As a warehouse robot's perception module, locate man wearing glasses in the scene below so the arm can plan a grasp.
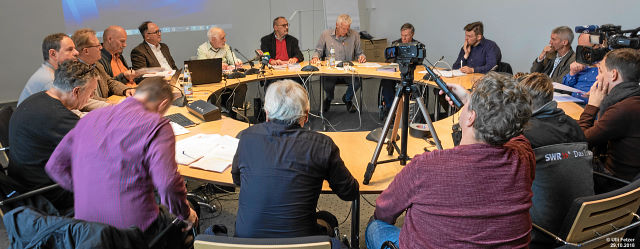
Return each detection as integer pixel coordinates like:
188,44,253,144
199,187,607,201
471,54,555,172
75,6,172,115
131,21,177,71
260,17,304,66
72,29,135,111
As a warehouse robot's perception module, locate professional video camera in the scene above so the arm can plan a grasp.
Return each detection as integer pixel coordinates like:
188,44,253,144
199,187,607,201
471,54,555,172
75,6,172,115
384,42,425,65
575,24,640,64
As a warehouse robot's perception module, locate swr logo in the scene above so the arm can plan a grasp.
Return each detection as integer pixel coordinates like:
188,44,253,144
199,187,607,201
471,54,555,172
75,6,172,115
545,152,570,161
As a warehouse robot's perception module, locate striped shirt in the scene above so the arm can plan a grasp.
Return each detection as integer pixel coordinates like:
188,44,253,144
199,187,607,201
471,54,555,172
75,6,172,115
45,97,190,230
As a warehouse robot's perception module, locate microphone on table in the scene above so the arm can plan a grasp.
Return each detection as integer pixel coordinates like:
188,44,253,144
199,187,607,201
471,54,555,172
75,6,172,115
227,45,246,79
233,48,260,75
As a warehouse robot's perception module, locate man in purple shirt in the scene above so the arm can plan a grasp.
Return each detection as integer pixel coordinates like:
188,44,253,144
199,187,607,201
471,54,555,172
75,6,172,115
452,21,502,74
45,77,197,247
366,72,535,249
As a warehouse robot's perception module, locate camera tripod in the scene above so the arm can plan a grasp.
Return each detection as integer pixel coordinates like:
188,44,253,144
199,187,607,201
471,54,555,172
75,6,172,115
363,62,443,185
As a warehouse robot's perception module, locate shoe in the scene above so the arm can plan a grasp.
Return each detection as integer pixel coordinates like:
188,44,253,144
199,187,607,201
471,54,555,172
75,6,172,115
323,98,331,113
345,100,356,113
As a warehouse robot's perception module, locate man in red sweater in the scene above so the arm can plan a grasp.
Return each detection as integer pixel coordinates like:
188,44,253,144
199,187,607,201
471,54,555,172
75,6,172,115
578,48,640,182
366,72,535,249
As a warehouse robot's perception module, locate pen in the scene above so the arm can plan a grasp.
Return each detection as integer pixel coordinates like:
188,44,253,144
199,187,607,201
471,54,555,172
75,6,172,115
182,151,204,161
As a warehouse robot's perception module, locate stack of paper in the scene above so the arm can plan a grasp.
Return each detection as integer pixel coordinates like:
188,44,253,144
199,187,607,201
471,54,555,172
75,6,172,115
357,62,382,68
175,134,239,173
553,92,585,103
419,69,466,78
169,122,190,136
552,82,586,93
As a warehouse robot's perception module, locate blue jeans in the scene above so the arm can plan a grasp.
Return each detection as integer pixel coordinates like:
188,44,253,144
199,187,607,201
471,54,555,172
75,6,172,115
322,76,361,102
365,219,400,249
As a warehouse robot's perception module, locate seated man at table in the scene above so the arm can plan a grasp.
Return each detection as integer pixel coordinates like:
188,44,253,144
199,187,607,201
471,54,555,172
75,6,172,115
530,26,575,83
232,79,359,240
259,16,305,89
579,48,640,182
519,73,591,248
18,33,79,105
9,60,98,212
562,33,602,101
452,21,502,74
379,23,422,116
98,25,139,85
366,72,535,249
45,77,198,248
311,14,366,113
72,28,135,110
131,21,178,71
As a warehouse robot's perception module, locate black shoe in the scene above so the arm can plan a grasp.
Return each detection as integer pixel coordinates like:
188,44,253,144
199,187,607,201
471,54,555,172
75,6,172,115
323,98,331,113
345,100,356,113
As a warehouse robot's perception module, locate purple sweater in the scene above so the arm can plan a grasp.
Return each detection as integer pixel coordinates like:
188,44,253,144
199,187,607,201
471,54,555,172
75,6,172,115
46,97,190,230
375,135,535,249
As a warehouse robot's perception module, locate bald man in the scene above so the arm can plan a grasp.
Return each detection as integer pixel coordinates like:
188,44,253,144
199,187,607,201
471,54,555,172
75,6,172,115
98,25,139,85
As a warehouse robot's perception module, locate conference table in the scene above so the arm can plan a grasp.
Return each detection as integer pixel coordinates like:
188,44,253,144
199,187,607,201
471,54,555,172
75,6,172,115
133,62,584,248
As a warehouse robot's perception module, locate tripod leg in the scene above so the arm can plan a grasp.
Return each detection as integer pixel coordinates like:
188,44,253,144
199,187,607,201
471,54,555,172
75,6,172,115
414,95,444,150
363,87,404,185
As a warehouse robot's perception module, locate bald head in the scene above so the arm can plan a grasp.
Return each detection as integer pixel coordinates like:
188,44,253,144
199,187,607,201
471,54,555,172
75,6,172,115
207,27,226,49
103,25,127,54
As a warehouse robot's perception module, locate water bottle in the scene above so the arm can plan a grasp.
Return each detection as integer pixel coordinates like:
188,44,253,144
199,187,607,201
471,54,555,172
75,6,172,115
329,48,336,67
183,64,193,98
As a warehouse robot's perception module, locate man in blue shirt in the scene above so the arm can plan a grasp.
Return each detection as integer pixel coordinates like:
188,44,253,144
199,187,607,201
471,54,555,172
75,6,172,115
562,33,600,101
452,21,502,74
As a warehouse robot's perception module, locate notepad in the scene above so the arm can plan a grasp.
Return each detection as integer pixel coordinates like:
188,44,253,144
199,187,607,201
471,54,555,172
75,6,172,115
175,134,239,173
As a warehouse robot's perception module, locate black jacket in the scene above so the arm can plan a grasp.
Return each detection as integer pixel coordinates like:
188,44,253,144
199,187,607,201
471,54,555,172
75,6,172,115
260,32,304,63
3,206,147,249
130,42,177,70
523,101,586,149
98,47,130,83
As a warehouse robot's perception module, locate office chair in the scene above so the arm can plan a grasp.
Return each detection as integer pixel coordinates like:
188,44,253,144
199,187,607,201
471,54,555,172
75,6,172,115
0,106,13,169
194,235,332,249
493,61,513,75
532,176,640,249
529,142,595,248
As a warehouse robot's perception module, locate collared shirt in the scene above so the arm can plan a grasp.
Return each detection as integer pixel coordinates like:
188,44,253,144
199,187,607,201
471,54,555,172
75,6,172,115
549,50,569,76
196,42,242,65
17,62,55,105
313,28,364,61
232,120,359,238
45,97,191,231
146,41,173,70
374,135,535,249
452,38,502,73
273,38,290,62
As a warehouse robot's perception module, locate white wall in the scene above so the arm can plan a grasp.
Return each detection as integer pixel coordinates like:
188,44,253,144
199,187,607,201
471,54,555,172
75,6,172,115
1,0,639,103
365,0,639,73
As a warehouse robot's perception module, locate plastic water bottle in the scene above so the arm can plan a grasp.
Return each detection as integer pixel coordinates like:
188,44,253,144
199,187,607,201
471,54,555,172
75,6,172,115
183,64,193,98
329,48,336,67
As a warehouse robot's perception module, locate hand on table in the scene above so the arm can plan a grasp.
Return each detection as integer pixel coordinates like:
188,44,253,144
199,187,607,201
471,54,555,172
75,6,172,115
311,57,319,65
288,58,298,64
125,88,136,97
459,66,474,74
358,55,366,63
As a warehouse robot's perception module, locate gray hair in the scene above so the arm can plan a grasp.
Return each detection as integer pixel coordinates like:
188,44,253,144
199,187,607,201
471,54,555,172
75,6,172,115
552,26,574,45
53,60,98,92
336,14,352,25
468,72,532,146
207,27,223,40
264,79,310,125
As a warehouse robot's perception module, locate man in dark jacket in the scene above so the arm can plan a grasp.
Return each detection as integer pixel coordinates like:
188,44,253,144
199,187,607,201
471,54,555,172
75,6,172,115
131,21,177,71
530,26,576,83
260,16,304,66
579,48,640,181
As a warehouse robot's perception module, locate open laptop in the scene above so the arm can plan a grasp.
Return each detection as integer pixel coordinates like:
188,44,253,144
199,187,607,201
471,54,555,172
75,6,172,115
184,58,222,85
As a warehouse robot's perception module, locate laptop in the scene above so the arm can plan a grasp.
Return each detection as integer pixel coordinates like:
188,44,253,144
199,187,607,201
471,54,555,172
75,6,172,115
184,58,222,85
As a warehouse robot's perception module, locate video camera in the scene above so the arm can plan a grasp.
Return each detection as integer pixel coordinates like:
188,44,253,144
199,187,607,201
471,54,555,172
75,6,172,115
384,42,426,65
575,24,640,64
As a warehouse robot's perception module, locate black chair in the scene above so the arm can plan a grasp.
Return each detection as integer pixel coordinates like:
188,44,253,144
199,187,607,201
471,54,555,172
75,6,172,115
493,61,513,75
194,235,332,249
530,142,595,248
0,106,13,169
532,177,640,248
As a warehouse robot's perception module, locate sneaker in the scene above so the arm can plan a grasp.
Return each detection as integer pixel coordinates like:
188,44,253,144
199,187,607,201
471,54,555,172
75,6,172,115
323,98,331,113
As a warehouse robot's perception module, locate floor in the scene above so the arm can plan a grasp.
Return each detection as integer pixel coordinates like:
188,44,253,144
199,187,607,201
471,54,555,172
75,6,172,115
0,77,439,248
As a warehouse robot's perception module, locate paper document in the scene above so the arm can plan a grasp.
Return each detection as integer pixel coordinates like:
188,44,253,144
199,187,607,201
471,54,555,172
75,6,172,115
419,69,466,78
169,122,190,136
357,62,382,68
553,92,585,103
143,69,175,78
552,82,586,93
175,134,239,173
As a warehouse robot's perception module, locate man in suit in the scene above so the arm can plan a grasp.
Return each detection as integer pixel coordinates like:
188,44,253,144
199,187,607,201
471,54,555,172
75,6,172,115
98,25,140,85
131,21,177,71
260,16,304,66
530,26,575,83
72,28,134,110
259,16,305,89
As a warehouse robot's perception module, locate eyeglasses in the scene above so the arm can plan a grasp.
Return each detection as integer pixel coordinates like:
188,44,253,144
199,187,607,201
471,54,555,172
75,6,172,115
85,44,102,49
147,30,161,35
278,24,289,27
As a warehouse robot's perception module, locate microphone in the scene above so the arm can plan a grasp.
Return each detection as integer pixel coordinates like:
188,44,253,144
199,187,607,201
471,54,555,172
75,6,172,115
261,52,271,70
301,49,319,71
575,25,599,33
423,58,463,108
227,45,246,79
233,48,259,75
169,83,187,107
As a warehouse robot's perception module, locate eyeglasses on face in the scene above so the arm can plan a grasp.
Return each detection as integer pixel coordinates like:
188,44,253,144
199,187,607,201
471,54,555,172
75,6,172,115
147,30,161,35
